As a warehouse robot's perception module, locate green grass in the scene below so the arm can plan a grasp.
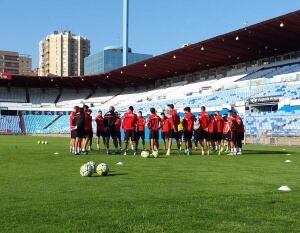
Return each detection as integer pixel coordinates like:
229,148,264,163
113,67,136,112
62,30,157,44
1,135,300,233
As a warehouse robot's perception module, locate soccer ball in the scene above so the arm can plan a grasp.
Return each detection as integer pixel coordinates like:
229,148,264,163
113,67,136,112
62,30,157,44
152,150,159,158
41,141,45,144
141,150,150,158
80,164,93,177
96,163,109,176
37,141,41,144
86,161,97,173
44,141,48,144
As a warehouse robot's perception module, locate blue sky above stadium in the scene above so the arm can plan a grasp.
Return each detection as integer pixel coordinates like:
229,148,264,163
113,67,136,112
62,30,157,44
1,0,300,67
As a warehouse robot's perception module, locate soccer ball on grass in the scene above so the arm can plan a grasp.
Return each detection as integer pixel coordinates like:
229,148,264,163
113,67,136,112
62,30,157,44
86,161,97,173
80,164,93,177
141,150,150,158
96,163,109,176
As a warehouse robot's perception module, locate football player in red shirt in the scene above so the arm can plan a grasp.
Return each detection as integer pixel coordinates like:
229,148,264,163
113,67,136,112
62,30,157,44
147,107,161,155
166,104,181,156
233,112,245,155
136,111,146,151
182,107,194,155
198,106,212,155
222,115,231,153
115,112,122,153
69,106,79,153
95,110,105,150
227,110,239,155
160,112,171,150
122,106,137,155
214,111,224,155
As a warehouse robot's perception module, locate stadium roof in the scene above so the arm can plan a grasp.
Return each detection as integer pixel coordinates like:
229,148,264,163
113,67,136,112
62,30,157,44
2,9,300,89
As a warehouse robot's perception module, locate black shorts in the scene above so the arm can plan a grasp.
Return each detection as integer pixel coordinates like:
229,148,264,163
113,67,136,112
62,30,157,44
149,130,159,140
124,130,136,141
115,130,121,140
161,131,170,140
214,132,223,141
178,130,183,139
170,129,178,139
223,132,230,141
193,130,201,141
71,130,77,139
230,131,238,143
238,132,244,141
136,131,145,140
104,128,116,139
76,130,84,138
184,130,193,140
96,130,105,138
195,130,209,140
85,130,93,140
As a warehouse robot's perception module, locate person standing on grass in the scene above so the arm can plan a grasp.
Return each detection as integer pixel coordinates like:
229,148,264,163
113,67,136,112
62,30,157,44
160,112,171,150
122,106,137,156
222,115,231,153
208,114,215,152
166,104,181,156
214,111,224,155
115,112,122,153
147,107,161,155
103,106,118,154
95,110,105,151
182,107,194,156
74,107,85,155
177,118,184,151
227,110,239,155
69,106,79,154
233,112,245,155
193,115,201,152
136,111,146,151
82,109,93,154
198,106,212,156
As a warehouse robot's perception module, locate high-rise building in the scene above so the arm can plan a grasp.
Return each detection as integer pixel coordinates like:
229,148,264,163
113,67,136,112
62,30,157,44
84,46,152,75
38,31,90,76
0,50,32,75
19,55,32,75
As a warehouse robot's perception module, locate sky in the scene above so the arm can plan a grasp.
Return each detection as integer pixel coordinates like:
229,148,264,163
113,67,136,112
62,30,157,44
1,0,300,67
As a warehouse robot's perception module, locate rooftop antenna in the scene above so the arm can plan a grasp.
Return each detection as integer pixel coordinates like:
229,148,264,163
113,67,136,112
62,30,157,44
123,0,129,66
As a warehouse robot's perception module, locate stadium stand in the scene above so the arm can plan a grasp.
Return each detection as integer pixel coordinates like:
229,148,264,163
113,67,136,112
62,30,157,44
0,115,20,133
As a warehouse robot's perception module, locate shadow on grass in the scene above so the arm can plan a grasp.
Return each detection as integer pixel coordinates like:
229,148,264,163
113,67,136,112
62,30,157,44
90,171,129,177
243,150,290,155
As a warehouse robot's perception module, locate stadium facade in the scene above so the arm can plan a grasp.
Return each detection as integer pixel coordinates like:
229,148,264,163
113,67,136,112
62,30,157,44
84,46,152,75
1,10,300,145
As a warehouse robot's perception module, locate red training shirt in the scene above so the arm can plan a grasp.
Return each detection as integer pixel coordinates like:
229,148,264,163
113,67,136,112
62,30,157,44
182,112,194,132
95,115,104,131
122,110,137,131
137,116,146,132
147,113,161,131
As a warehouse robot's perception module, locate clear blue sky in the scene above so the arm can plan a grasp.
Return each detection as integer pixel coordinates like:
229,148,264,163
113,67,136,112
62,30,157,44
1,0,300,67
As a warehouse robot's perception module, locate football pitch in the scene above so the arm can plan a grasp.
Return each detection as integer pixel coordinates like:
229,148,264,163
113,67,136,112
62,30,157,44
1,136,300,233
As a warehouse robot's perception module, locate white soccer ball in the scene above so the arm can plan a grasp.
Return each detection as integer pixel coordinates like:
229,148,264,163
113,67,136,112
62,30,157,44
37,141,41,144
141,150,150,158
41,141,45,144
80,164,93,177
96,163,109,176
44,141,48,144
86,161,97,173
152,150,159,158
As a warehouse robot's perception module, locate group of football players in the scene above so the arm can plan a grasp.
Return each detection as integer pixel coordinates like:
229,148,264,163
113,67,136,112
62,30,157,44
69,104,244,156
